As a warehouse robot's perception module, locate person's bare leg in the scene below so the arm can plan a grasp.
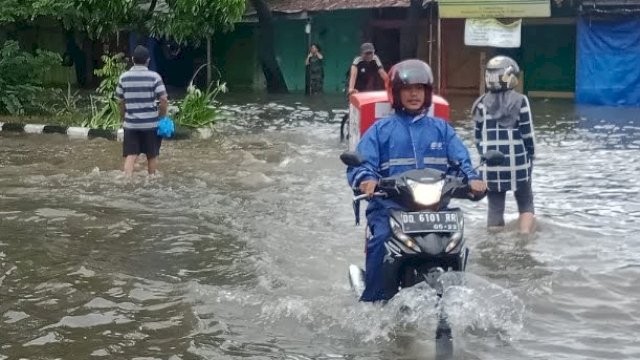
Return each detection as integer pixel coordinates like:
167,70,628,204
518,212,535,235
124,155,138,177
147,157,158,175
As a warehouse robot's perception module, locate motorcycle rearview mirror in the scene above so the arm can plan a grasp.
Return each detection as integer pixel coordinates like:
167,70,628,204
482,150,506,166
340,151,365,167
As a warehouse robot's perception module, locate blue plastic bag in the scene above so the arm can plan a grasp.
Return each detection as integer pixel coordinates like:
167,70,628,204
157,116,175,138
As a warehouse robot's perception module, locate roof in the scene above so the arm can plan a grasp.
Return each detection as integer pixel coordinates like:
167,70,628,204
246,0,413,15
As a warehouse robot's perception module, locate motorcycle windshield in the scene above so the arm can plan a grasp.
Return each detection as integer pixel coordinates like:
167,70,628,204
407,179,445,208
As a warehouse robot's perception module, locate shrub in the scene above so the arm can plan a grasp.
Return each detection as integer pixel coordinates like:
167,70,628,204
0,41,62,115
83,53,127,130
82,96,120,130
176,81,227,129
52,82,82,115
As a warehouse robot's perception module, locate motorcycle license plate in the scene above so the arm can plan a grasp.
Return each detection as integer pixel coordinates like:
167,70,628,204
400,211,460,233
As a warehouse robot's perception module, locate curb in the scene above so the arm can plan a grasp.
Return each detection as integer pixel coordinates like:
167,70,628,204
0,123,208,141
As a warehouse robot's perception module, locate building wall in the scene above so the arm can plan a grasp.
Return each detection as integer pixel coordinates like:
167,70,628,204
273,9,369,93
441,19,484,95
439,18,577,98
273,19,307,92
416,20,438,71
522,22,576,94
213,24,261,90
310,10,369,93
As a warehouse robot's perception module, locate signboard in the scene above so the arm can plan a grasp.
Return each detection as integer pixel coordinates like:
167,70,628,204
439,0,550,18
464,19,522,48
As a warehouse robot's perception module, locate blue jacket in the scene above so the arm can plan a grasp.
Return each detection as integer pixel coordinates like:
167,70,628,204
347,112,480,209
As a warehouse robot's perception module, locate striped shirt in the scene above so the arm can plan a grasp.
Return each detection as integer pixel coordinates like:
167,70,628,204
473,92,536,192
116,66,167,129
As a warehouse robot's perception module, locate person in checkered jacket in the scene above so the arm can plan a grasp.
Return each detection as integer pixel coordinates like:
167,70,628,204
472,56,536,235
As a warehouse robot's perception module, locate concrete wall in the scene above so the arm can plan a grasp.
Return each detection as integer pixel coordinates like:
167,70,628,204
440,18,577,98
212,24,262,91
272,9,369,93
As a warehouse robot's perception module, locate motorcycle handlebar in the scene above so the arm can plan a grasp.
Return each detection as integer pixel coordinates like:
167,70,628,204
448,180,487,202
353,192,386,202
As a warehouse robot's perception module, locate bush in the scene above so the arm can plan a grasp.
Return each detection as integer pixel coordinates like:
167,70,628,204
0,41,62,115
94,53,127,96
82,96,120,130
51,82,82,115
176,81,228,129
83,53,127,130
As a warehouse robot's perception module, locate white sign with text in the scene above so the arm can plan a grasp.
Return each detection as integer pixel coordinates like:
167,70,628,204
464,18,522,48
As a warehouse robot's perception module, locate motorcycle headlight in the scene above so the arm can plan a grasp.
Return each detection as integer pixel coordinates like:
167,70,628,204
390,217,419,251
406,179,445,207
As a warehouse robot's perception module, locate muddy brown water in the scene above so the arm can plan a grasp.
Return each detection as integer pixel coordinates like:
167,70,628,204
1,94,639,359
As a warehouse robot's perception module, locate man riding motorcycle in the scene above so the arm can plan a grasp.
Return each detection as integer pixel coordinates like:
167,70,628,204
346,59,487,302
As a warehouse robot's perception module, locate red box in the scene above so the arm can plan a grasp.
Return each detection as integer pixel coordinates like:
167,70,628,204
347,91,450,150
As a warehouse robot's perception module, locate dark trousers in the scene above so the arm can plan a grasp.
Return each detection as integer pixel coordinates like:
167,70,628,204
361,208,392,302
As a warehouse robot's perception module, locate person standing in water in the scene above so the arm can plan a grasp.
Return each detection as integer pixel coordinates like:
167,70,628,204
340,42,389,140
116,45,168,177
472,56,536,234
305,43,324,94
347,42,388,95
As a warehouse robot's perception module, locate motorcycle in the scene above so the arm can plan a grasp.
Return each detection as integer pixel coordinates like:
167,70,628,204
341,150,505,357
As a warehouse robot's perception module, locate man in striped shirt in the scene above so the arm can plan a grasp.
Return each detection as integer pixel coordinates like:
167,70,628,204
116,45,168,177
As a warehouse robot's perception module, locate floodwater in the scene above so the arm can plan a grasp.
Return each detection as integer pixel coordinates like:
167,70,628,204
1,94,639,360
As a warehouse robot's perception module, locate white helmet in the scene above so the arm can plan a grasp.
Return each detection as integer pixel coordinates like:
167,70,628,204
485,56,520,92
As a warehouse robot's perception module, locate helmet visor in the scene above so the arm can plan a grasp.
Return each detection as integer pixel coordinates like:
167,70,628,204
392,60,434,86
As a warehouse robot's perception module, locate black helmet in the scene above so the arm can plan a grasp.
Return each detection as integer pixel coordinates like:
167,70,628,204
387,59,434,112
485,56,520,92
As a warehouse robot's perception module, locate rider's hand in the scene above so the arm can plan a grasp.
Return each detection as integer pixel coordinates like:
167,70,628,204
348,88,358,95
359,180,378,197
469,180,487,195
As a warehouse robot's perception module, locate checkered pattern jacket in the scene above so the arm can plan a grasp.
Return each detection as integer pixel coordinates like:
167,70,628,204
473,92,535,192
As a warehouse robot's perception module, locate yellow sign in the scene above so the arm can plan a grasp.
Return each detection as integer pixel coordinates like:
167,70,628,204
439,0,550,18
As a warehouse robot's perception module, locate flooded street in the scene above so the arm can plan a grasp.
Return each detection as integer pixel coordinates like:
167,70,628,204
1,95,639,359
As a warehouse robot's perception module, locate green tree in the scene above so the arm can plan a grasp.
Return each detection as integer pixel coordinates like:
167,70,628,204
0,40,62,115
0,0,136,37
150,0,246,44
249,0,288,93
0,0,246,41
0,0,245,86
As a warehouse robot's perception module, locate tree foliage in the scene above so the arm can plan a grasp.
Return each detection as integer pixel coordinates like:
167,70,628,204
0,40,61,115
82,53,127,129
151,0,246,44
0,0,246,42
0,0,135,37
